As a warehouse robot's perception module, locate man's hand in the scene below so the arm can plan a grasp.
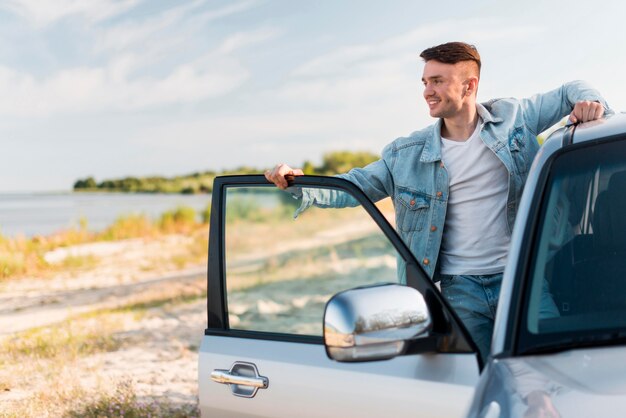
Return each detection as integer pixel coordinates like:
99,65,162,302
524,390,561,418
264,164,304,189
569,100,604,124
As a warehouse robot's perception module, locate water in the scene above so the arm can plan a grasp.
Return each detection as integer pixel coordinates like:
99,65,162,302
0,192,213,237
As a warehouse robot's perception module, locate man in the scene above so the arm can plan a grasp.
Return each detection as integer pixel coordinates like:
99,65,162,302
265,42,609,360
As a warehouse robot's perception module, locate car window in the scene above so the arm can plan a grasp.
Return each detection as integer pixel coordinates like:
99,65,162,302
522,138,626,347
223,186,400,337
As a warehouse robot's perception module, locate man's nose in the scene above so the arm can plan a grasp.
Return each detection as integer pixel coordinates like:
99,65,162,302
423,84,432,98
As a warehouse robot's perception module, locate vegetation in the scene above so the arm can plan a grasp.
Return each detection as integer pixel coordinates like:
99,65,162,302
66,380,199,418
5,150,381,280
0,204,210,281
73,150,380,193
1,318,121,365
0,283,205,417
304,150,379,175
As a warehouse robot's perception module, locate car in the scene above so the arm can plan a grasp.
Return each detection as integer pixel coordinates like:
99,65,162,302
198,113,626,418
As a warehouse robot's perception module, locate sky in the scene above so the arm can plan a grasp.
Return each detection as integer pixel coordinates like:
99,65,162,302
2,0,626,192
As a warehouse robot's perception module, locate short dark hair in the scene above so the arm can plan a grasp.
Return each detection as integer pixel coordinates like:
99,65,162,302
420,42,481,74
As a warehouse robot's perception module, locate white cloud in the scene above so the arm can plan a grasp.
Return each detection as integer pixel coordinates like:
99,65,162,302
94,0,256,53
215,27,282,55
0,0,277,116
124,20,550,171
195,0,257,22
1,0,141,27
94,1,202,53
292,19,543,78
0,56,249,116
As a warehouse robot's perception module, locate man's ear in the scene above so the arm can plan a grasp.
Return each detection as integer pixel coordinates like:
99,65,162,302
467,76,479,96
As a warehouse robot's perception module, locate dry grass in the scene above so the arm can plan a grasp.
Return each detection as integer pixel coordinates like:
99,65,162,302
0,207,208,281
1,378,199,418
66,380,199,418
0,316,126,417
0,316,123,366
0,279,205,418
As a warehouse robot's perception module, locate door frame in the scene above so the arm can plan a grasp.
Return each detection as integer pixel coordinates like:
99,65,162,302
205,174,480,362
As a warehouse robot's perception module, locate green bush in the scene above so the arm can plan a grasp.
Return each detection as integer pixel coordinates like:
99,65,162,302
319,150,379,175
101,214,156,240
159,206,198,232
201,204,211,224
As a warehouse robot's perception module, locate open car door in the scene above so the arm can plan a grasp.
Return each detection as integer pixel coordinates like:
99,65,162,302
199,175,480,418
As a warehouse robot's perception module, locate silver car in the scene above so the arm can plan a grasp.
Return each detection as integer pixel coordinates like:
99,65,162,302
199,114,626,418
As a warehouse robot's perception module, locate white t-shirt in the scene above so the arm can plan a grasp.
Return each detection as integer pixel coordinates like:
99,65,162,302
439,119,510,275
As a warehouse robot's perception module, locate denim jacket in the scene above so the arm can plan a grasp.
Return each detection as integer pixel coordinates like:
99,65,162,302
295,80,610,281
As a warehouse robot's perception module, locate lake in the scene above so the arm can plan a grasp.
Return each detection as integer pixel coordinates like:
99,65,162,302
0,192,213,237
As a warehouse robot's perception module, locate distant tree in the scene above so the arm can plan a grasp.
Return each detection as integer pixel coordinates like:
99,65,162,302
73,176,97,189
302,161,317,175
318,151,379,175
98,180,115,189
72,151,379,194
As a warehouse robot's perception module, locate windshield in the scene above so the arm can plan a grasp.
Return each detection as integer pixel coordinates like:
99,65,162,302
522,137,626,351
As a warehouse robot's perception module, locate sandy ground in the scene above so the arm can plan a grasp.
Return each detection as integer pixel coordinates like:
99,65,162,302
0,235,205,334
0,234,207,414
0,209,397,416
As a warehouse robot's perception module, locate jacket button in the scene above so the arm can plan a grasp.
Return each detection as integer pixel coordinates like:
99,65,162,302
410,199,415,206
423,258,430,265
430,225,437,232
436,191,443,197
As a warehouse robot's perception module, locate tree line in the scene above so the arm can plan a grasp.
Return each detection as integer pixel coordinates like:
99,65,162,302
73,150,380,194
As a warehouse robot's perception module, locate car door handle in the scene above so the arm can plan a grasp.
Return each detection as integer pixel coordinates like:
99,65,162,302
211,370,268,388
210,361,269,398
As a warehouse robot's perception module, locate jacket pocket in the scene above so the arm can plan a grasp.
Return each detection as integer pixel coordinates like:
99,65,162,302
395,187,430,232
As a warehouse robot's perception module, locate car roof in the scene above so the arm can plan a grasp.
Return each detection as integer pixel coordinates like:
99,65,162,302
570,112,626,144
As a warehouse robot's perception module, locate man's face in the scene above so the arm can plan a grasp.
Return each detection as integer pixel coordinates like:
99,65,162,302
421,60,473,119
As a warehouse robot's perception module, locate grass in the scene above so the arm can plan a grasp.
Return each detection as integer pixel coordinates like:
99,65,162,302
94,285,207,315
1,193,393,282
0,316,122,366
66,380,199,418
61,254,99,270
1,379,199,418
0,280,205,417
0,278,205,366
0,205,210,281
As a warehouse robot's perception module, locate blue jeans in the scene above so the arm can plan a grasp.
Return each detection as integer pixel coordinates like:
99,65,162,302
440,273,560,361
440,273,503,362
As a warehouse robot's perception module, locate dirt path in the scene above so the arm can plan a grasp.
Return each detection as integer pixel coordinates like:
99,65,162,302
0,235,206,334
0,267,206,335
0,235,208,416
0,214,394,416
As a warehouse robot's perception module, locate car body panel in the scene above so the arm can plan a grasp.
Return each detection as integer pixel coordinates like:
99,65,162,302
468,345,626,417
571,112,625,144
200,336,478,418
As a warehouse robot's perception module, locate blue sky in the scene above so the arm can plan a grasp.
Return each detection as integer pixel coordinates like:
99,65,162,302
2,0,626,191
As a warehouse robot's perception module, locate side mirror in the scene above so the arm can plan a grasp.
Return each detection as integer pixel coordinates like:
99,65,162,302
324,283,432,362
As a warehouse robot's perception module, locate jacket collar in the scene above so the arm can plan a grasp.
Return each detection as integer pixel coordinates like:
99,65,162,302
420,103,503,162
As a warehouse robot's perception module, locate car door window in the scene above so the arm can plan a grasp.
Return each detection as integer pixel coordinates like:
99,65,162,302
224,186,399,336
521,139,626,349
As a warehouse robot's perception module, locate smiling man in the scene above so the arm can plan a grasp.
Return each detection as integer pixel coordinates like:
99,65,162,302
265,41,609,360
